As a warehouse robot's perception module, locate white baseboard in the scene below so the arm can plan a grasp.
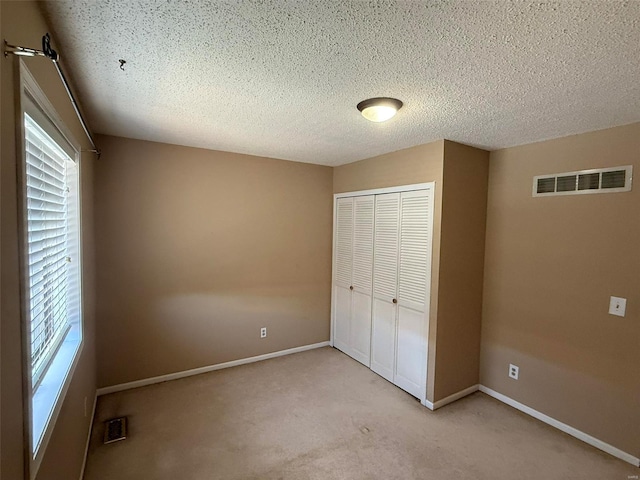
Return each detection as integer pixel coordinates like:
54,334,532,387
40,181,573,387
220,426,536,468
97,341,331,396
79,393,97,480
432,384,479,410
479,385,640,467
423,399,434,410
423,384,479,411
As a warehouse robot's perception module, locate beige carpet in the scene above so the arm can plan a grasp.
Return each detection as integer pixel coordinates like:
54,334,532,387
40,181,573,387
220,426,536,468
84,347,636,479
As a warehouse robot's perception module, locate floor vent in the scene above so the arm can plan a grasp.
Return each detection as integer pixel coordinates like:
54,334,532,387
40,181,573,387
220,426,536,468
104,417,128,444
533,165,632,197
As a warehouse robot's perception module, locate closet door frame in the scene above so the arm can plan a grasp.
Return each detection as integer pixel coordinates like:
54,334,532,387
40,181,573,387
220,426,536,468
330,182,435,407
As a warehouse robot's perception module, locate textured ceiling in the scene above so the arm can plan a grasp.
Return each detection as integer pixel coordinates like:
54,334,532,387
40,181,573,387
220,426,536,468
42,1,640,166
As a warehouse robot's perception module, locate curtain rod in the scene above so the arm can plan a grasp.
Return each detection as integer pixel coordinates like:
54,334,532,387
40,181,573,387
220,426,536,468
4,33,101,159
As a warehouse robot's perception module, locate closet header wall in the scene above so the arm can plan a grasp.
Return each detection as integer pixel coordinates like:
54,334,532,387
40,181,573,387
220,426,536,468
332,140,489,407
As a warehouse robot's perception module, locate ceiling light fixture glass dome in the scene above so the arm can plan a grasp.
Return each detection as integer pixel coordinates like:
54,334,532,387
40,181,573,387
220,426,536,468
357,97,403,122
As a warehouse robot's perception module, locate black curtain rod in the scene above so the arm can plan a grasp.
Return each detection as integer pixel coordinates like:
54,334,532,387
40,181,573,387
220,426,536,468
4,33,101,159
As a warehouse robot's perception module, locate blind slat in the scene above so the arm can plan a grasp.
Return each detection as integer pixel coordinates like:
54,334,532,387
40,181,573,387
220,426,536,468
23,114,79,383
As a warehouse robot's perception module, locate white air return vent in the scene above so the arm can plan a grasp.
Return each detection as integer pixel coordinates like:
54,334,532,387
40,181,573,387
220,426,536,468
533,166,632,197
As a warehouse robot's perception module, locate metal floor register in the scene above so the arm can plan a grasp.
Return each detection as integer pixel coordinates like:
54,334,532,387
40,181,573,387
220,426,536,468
104,417,128,444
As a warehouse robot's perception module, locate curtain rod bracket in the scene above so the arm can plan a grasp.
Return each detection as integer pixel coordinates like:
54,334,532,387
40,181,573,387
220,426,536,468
5,34,58,60
4,40,46,58
42,33,59,62
4,34,100,159
83,149,102,159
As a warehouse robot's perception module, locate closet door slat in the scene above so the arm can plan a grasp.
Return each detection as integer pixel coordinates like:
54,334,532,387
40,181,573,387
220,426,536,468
334,198,353,288
352,196,374,293
373,193,400,300
398,192,430,309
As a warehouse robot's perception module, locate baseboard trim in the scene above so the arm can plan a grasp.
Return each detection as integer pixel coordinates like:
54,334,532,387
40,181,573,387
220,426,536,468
79,393,97,480
423,399,434,410
431,384,479,410
478,385,640,467
97,341,331,396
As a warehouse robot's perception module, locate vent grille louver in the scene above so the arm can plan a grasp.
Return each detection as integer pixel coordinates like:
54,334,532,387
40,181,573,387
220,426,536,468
556,175,577,192
104,417,127,444
578,173,599,190
536,177,555,194
534,166,632,197
601,170,627,189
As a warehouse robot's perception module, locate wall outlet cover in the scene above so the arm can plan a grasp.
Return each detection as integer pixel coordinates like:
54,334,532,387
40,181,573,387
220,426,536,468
509,364,519,380
608,296,627,317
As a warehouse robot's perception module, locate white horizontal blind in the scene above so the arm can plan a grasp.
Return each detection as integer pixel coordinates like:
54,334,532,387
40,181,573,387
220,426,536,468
25,114,75,386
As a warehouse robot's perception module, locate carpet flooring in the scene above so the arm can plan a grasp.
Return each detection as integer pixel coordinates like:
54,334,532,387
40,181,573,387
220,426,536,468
84,347,637,479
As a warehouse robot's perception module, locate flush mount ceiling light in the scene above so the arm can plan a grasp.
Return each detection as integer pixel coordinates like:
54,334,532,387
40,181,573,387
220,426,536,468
356,97,403,123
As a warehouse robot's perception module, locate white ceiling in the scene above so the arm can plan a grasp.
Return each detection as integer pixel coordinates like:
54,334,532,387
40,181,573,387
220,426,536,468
42,1,640,166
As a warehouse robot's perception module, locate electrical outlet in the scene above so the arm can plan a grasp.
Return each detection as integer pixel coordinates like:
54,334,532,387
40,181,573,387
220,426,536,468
260,327,267,339
509,364,519,380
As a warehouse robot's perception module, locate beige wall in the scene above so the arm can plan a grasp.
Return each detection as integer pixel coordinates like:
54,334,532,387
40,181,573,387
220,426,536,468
332,141,444,194
481,122,640,457
434,141,489,400
1,2,97,479
94,135,333,387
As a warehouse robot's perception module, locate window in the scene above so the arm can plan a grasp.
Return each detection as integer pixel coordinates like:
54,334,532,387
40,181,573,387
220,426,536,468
19,63,83,475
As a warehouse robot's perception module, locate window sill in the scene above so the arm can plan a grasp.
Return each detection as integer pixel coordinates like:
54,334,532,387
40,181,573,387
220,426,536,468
31,324,82,456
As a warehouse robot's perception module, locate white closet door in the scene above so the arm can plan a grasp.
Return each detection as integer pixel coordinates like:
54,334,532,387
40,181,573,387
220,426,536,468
370,193,400,382
333,197,353,355
332,186,433,402
349,195,374,366
394,189,432,399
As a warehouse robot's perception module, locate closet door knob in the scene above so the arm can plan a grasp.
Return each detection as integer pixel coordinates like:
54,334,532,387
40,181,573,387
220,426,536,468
350,286,354,291
392,298,397,304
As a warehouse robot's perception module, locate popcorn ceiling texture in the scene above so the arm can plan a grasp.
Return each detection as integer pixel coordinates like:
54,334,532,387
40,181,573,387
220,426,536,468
42,1,640,166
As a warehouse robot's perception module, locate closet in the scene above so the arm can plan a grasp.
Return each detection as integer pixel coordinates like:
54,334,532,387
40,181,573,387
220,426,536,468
331,184,434,401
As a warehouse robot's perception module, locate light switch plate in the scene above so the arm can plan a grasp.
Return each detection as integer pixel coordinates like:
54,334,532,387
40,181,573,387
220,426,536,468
609,296,627,317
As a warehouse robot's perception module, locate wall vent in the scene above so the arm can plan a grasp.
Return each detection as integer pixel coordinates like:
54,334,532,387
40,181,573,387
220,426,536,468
533,166,632,197
104,417,128,444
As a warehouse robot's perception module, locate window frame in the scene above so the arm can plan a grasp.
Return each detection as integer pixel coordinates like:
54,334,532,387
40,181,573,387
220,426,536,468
16,60,85,479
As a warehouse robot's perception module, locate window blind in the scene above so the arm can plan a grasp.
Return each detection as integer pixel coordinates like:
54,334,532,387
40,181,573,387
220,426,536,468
24,113,77,386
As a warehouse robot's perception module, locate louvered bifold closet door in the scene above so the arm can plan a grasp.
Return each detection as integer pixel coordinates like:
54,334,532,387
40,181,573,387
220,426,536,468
349,195,374,366
333,197,353,355
370,193,400,382
395,189,432,399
